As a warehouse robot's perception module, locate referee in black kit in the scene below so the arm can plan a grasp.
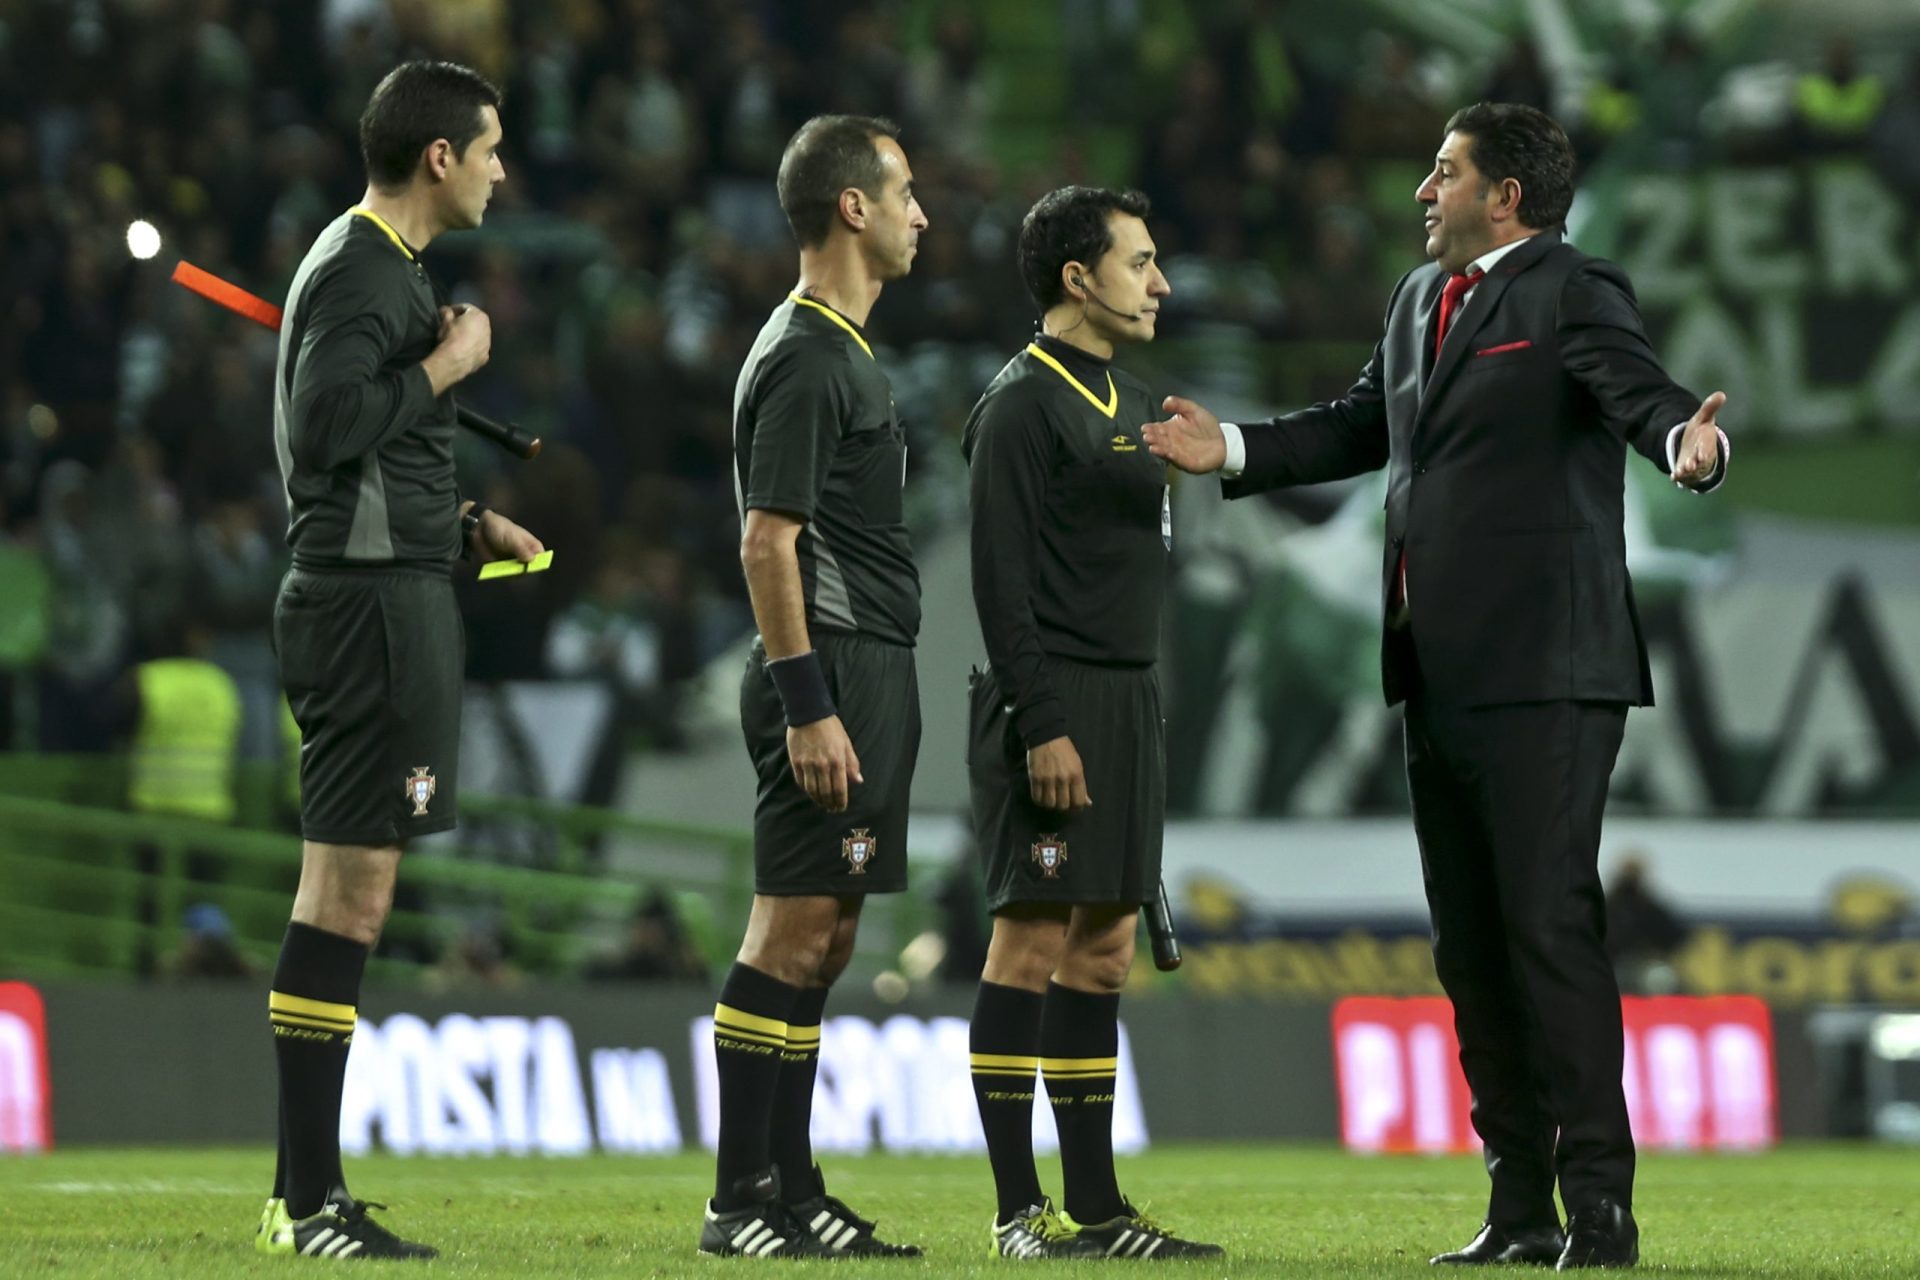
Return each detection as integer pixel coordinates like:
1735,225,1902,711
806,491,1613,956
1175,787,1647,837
257,61,542,1261
700,116,927,1259
963,188,1220,1261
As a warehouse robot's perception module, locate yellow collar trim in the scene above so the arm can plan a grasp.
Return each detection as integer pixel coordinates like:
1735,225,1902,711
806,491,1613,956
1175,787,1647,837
789,292,873,360
349,206,416,261
1026,343,1116,418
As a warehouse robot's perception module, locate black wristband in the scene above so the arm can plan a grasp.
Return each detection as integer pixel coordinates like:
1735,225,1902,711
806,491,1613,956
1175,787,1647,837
765,650,835,727
461,501,490,536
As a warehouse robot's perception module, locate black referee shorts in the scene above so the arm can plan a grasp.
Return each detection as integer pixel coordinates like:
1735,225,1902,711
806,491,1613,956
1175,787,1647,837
274,566,464,847
740,630,920,896
968,658,1165,913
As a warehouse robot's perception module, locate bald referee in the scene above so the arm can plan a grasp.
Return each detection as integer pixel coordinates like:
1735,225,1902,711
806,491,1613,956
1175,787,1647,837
701,115,927,1259
255,61,542,1261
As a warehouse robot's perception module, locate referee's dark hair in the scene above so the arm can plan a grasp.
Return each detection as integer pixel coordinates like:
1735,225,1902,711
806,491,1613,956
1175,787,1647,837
1443,102,1575,230
777,115,901,248
361,60,503,191
1018,186,1152,312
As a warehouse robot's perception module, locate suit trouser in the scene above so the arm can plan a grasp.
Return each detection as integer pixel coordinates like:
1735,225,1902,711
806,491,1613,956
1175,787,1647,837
1403,696,1632,1225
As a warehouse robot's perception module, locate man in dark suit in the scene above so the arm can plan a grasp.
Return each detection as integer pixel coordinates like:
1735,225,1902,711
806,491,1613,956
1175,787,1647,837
1143,102,1729,1271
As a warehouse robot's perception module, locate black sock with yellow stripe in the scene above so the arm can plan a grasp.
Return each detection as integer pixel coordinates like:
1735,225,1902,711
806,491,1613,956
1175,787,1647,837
770,985,829,1203
269,922,367,1219
1041,982,1125,1224
971,980,1046,1219
712,963,800,1208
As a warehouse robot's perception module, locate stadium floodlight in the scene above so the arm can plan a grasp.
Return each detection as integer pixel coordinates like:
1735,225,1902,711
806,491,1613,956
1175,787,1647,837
126,219,162,260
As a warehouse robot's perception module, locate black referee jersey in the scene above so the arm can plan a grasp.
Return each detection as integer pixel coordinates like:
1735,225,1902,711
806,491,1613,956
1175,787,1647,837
274,206,460,569
962,334,1169,748
731,292,921,646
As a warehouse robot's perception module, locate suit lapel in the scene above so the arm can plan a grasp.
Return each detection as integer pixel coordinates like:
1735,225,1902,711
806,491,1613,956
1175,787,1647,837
1395,271,1444,431
1417,231,1561,421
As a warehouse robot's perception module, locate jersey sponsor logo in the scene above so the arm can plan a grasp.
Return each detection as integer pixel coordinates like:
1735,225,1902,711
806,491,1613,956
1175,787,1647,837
1031,835,1068,879
405,767,436,817
841,828,876,875
1110,433,1137,452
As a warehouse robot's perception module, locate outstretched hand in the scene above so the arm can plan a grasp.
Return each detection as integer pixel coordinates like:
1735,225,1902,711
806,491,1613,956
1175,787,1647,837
1142,395,1228,474
1671,391,1726,488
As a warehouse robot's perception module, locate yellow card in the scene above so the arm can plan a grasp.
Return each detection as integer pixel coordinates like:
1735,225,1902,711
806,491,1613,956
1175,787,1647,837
478,549,554,581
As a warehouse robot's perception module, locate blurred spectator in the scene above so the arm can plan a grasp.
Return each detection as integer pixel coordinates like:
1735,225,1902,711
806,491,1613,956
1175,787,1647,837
169,902,257,980
585,889,708,981
429,918,524,991
188,488,282,763
0,0,1828,800
1282,212,1381,343
98,435,195,662
1578,69,1643,166
1605,853,1688,994
1485,39,1553,114
37,460,133,751
546,525,697,755
1340,35,1447,160
1794,39,1885,153
902,11,989,161
126,630,242,824
1144,54,1248,255
933,857,987,985
1869,50,1920,202
822,6,904,121
22,238,129,470
1638,29,1711,167
547,528,664,696
582,24,699,213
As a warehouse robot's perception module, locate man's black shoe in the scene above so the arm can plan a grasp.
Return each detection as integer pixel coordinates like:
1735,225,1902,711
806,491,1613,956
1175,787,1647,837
787,1164,923,1257
1556,1201,1638,1270
698,1166,834,1258
1431,1222,1566,1266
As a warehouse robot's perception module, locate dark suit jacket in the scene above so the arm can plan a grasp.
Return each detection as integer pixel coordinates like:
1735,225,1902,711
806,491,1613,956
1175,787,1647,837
1225,232,1708,708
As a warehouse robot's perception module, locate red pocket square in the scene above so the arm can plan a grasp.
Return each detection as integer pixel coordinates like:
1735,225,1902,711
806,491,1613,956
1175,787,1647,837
1474,340,1532,357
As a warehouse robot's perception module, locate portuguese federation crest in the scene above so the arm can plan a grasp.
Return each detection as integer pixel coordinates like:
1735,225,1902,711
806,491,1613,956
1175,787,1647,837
405,766,437,817
1031,834,1068,879
842,828,877,875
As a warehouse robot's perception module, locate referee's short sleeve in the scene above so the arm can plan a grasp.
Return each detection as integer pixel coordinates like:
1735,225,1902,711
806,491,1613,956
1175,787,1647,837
743,342,852,521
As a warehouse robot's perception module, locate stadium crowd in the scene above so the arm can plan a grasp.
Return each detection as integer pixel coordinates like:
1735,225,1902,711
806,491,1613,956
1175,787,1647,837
2,0,1917,779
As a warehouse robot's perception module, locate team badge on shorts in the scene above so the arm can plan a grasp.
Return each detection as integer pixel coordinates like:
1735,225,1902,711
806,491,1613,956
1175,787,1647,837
405,766,437,817
842,828,877,875
1031,835,1068,879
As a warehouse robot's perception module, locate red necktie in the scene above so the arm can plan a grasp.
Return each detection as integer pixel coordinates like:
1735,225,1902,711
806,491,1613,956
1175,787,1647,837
1392,269,1485,621
1432,268,1482,361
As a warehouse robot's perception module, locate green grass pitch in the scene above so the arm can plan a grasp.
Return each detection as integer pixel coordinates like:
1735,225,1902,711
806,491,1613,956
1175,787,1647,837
2,1145,1916,1277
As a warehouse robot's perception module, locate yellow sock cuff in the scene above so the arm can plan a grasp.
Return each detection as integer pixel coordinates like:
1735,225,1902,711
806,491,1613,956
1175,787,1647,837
268,991,356,1033
714,1002,788,1050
